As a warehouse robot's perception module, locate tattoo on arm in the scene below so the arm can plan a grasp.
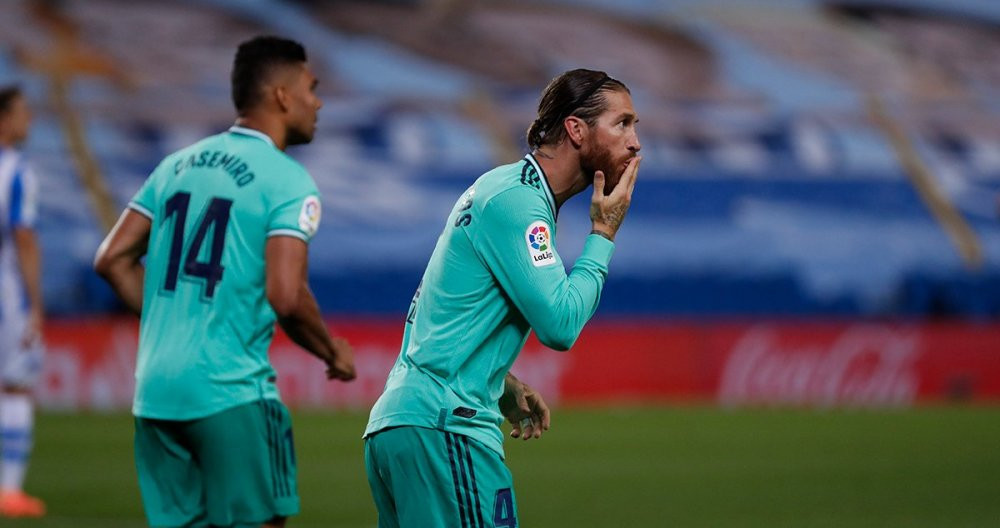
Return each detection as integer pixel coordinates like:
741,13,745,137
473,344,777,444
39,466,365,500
599,204,627,230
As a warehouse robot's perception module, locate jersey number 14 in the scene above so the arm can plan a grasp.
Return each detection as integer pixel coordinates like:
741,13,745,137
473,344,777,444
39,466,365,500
162,191,233,299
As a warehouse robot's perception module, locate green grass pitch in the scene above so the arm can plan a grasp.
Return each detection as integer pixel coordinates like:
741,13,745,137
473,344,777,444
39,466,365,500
9,406,1000,527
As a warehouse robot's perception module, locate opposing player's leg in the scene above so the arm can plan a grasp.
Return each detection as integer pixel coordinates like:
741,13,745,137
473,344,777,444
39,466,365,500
192,399,299,527
365,426,519,528
0,389,44,518
0,315,46,519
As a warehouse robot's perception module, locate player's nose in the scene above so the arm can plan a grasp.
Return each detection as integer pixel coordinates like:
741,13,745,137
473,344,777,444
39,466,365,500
626,122,641,153
628,133,641,153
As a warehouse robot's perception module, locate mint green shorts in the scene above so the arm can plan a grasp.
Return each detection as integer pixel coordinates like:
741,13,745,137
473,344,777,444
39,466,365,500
365,426,519,528
134,399,299,527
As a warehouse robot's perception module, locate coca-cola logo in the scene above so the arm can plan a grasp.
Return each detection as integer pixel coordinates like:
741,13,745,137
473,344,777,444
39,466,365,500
718,325,919,407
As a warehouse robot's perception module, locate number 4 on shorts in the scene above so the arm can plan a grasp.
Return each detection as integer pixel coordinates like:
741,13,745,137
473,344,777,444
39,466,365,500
493,488,516,528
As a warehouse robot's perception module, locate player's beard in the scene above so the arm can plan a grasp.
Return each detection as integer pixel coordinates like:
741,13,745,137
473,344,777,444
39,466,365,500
581,140,623,196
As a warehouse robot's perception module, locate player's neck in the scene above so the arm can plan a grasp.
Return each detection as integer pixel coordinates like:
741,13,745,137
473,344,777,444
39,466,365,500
233,116,287,151
531,146,590,209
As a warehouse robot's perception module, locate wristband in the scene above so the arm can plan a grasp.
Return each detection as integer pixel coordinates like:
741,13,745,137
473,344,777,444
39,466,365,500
590,229,614,242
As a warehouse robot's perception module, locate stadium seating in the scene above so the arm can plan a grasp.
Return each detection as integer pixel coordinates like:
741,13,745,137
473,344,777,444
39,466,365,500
0,0,997,317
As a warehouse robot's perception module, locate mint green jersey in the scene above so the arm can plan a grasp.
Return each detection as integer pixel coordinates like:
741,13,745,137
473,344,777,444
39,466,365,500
128,126,321,420
365,154,615,456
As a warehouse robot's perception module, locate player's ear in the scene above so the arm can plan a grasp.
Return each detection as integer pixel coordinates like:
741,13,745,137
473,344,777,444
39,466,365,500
564,116,586,148
274,85,291,113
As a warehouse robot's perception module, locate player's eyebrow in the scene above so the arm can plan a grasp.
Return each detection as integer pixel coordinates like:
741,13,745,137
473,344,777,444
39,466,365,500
616,112,638,124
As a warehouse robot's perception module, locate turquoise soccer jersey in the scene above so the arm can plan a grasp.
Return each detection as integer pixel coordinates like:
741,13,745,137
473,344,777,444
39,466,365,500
128,126,321,420
365,154,615,456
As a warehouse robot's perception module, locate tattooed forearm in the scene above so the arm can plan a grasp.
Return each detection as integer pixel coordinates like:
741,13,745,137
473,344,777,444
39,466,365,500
598,204,627,230
591,203,627,231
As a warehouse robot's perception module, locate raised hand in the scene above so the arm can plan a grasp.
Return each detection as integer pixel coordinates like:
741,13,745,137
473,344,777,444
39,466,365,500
590,155,641,241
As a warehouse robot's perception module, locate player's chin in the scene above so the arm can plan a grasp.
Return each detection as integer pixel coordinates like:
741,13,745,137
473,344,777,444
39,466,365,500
288,126,316,146
605,158,634,194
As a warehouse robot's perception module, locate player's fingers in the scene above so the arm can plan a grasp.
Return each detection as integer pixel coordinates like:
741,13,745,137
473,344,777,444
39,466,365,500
626,156,641,195
522,414,543,440
517,396,532,416
531,417,543,439
605,171,630,203
520,417,534,440
529,395,551,425
522,423,535,441
591,170,606,200
329,364,356,381
611,156,639,199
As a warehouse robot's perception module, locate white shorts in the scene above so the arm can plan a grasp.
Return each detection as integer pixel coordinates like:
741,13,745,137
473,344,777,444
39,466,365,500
0,311,45,389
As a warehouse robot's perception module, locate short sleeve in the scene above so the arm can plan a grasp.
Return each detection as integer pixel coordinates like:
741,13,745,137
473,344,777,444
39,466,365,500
128,159,171,220
266,166,321,242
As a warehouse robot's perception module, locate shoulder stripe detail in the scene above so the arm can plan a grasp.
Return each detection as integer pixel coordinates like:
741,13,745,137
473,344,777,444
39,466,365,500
524,154,557,216
128,202,154,219
521,165,541,190
267,228,309,241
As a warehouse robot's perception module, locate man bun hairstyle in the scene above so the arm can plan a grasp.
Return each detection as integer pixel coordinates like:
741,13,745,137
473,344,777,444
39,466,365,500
231,35,307,115
526,69,629,150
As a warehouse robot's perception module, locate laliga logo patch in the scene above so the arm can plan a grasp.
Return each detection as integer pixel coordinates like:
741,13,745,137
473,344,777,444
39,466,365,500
298,195,321,237
526,221,556,267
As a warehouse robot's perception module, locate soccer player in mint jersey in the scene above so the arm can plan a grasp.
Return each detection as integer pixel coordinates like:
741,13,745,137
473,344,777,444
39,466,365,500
0,86,46,519
365,69,641,528
95,36,355,528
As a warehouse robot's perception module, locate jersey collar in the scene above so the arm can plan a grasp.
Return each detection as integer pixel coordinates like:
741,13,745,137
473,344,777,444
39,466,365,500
228,126,276,148
524,153,558,216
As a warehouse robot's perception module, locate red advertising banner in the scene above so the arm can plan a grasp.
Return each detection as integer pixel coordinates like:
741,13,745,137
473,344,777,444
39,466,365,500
37,318,1000,411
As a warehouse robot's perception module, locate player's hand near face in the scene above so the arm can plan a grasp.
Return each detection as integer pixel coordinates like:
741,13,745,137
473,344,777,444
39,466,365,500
500,373,551,441
590,155,641,241
325,336,356,381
